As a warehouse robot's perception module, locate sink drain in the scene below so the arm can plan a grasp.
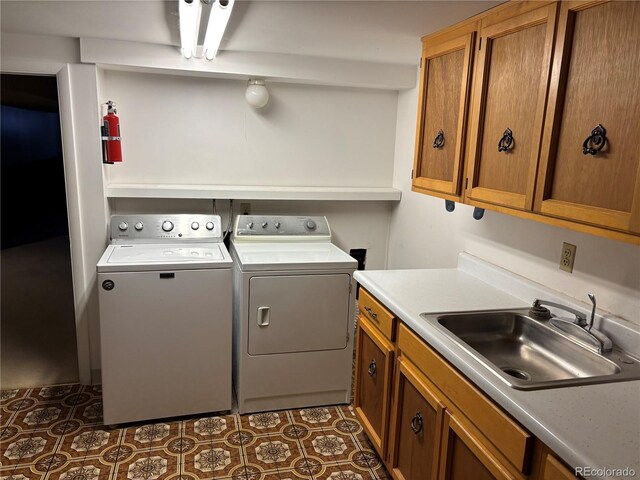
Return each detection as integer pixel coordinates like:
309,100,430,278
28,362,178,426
501,367,531,381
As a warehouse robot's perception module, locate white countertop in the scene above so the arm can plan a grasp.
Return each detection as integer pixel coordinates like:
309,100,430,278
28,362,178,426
354,259,640,480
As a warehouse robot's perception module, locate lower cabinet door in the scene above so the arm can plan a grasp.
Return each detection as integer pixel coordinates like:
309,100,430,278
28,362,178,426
388,356,445,480
354,315,394,457
542,454,577,480
439,411,516,480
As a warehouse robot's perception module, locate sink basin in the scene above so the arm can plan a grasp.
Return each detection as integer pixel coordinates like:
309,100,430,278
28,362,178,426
420,309,640,390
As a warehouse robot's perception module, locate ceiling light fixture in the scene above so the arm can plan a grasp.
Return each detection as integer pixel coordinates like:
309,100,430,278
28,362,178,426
179,0,235,60
245,79,269,108
179,0,202,59
203,0,235,60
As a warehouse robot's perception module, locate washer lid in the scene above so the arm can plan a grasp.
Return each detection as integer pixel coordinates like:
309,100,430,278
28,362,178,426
232,241,357,271
97,243,232,272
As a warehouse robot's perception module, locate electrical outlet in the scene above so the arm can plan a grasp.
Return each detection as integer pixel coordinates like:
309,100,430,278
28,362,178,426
559,242,576,273
240,203,251,215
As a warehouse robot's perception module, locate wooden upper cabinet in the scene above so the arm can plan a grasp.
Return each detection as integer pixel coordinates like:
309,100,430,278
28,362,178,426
466,4,558,210
535,0,640,233
412,31,475,200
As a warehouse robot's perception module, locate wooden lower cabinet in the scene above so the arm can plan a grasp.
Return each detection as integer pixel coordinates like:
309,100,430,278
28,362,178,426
439,411,517,480
388,356,445,480
356,291,578,480
354,314,394,458
540,454,577,480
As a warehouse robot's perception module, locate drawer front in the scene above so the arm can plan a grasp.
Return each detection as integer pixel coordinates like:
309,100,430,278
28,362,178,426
398,324,532,474
354,316,394,457
359,288,396,341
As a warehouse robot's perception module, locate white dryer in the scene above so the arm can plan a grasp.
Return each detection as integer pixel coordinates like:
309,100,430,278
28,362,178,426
230,215,357,414
97,214,232,425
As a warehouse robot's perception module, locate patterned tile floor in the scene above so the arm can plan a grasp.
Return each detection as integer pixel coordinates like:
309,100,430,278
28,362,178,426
0,384,389,480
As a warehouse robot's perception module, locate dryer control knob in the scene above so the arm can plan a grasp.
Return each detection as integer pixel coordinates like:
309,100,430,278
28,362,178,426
118,222,128,231
191,222,200,230
262,222,268,228
134,222,144,231
305,220,317,230
247,222,254,229
162,221,174,232
275,222,281,229
206,222,214,230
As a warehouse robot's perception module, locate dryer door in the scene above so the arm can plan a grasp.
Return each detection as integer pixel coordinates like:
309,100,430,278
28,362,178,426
248,274,351,355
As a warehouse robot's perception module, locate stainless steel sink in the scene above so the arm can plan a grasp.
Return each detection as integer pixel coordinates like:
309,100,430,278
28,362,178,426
420,309,640,390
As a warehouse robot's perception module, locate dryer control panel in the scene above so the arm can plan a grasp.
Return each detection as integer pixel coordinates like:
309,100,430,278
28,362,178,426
233,215,331,242
110,215,223,243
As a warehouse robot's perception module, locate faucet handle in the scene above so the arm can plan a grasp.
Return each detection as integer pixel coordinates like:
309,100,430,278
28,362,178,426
587,293,596,331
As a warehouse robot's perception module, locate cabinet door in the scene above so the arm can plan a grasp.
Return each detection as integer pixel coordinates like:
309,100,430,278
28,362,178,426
354,315,394,458
466,5,557,210
542,454,577,480
388,356,445,480
535,1,640,233
439,411,516,480
412,32,475,199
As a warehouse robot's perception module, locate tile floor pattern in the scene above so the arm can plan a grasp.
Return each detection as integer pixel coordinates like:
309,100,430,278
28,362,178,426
0,384,390,480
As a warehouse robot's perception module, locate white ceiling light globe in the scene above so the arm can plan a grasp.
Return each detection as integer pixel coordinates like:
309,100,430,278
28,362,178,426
245,79,269,108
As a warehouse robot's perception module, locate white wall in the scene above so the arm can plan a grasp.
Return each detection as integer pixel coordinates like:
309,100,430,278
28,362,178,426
110,198,392,270
101,70,398,187
1,32,79,74
388,86,640,325
57,64,110,383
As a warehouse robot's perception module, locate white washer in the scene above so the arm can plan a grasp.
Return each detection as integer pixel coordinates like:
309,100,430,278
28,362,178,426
230,215,357,414
97,214,232,425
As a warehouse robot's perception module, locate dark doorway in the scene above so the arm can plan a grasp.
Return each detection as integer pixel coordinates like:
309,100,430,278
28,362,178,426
1,74,78,388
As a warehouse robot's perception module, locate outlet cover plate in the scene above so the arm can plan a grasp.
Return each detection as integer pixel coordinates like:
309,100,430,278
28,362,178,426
560,242,576,273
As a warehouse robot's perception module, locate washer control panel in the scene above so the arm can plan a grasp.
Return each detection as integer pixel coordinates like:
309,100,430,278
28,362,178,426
233,215,331,241
110,215,223,243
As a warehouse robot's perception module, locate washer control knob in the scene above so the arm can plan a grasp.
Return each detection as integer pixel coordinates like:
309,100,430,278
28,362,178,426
206,222,214,230
305,219,317,230
247,222,254,229
191,222,200,230
275,222,281,229
134,222,144,231
118,222,128,231
162,221,174,232
262,222,268,229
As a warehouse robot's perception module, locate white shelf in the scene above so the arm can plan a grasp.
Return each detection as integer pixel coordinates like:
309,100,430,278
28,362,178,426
105,184,402,202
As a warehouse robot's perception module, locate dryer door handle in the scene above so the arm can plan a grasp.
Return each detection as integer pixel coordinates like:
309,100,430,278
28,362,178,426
257,306,271,327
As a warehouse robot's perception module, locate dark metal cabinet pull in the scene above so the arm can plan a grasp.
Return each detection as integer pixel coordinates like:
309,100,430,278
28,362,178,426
433,129,445,149
582,124,607,155
363,306,378,321
498,128,514,152
367,359,377,377
410,412,423,434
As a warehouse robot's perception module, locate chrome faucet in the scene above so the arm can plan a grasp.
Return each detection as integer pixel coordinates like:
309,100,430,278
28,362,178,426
530,298,588,326
530,294,613,354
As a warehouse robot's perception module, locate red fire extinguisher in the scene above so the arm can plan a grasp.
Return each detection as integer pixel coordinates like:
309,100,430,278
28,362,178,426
101,101,122,164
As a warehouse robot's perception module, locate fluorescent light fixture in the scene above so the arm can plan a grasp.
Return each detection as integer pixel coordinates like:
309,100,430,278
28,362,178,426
203,0,235,60
179,0,202,59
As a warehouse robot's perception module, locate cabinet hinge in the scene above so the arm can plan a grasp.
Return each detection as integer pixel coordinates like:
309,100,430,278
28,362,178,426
411,169,414,180
478,37,482,51
419,57,422,68
465,178,469,189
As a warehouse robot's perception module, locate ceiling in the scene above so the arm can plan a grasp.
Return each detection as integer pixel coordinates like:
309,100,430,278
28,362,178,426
0,1,499,65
